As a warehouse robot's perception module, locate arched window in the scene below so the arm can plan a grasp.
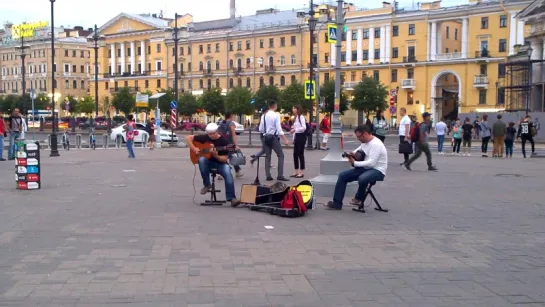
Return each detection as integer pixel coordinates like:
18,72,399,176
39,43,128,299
53,79,57,89
259,77,264,88
246,77,251,88
280,76,285,86
81,80,85,89
180,63,184,73
291,75,297,84
237,58,242,68
269,76,274,86
229,78,234,88
246,58,251,68
206,61,211,71
188,62,192,71
207,79,212,89
268,56,274,66
72,80,77,89
65,80,69,89
259,57,264,68
237,78,242,87
291,55,296,65
199,61,203,71
216,78,220,88
229,59,234,68
215,60,220,70
199,79,203,88
280,56,286,66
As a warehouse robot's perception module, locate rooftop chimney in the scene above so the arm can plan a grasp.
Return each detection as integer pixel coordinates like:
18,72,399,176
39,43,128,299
230,0,236,19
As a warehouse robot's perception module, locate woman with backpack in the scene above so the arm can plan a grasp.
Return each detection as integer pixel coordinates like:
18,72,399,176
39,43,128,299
451,120,462,155
372,110,388,143
289,105,307,178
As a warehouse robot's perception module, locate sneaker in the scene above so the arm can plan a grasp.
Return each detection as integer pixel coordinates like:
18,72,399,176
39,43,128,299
0,158,5,161
402,163,411,171
200,186,211,195
428,166,438,171
230,198,241,207
277,176,290,181
324,201,341,210
235,171,244,178
467,153,471,157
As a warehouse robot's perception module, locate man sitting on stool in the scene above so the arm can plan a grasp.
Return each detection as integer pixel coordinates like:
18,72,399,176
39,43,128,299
325,124,388,210
186,123,241,207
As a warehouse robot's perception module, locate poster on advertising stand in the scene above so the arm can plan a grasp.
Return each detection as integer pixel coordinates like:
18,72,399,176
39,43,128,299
14,140,41,190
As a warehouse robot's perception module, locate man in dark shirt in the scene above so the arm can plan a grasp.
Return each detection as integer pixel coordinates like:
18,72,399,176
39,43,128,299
461,118,473,156
7,108,22,160
517,116,535,158
186,123,240,206
403,112,437,171
492,114,506,157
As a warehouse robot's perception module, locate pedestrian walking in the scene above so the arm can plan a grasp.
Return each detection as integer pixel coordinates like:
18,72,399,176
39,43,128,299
0,113,6,161
319,115,330,150
290,105,307,178
219,112,244,178
505,122,516,158
7,108,22,160
451,120,462,155
124,115,136,158
402,112,438,171
372,110,388,143
479,115,492,157
517,115,536,158
146,118,156,150
461,117,473,156
435,117,447,155
258,100,290,182
492,114,506,158
398,107,411,164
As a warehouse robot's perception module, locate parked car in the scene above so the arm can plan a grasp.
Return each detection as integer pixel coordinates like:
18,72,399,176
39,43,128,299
110,123,178,143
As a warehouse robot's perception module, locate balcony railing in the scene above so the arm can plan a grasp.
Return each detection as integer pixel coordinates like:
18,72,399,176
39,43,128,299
39,87,47,92
475,50,490,58
102,71,151,78
402,56,417,63
202,69,213,77
473,75,489,88
265,65,275,73
435,52,462,61
128,86,140,93
12,89,19,93
232,67,243,76
109,87,119,93
401,79,416,89
343,81,359,90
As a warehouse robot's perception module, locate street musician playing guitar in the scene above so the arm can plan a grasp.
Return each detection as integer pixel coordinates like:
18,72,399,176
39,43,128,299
186,123,241,206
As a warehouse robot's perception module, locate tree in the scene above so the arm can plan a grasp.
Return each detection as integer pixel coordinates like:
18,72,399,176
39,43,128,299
320,79,349,115
100,96,111,116
199,87,224,116
77,95,95,115
279,82,310,114
60,95,79,114
33,93,50,110
350,77,388,122
178,92,200,117
156,88,175,114
225,86,253,116
253,85,280,112
111,87,135,115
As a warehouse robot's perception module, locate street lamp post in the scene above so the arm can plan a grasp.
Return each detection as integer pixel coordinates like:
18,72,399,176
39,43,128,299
49,0,59,157
15,36,30,116
526,46,533,115
173,13,180,143
306,0,317,150
90,24,105,118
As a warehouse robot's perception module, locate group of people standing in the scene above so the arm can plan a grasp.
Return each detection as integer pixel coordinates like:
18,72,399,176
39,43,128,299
1,108,27,162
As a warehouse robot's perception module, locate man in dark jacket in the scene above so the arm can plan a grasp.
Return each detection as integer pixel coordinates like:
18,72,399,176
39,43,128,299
492,114,506,158
517,116,536,158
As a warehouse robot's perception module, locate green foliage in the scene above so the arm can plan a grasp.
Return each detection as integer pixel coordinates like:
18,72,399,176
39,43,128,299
350,77,389,119
199,88,225,116
253,85,280,112
279,82,310,114
155,88,175,114
60,95,79,114
111,87,135,115
225,86,253,115
178,92,200,117
77,95,95,115
100,96,111,116
320,79,349,115
0,95,16,113
34,93,51,110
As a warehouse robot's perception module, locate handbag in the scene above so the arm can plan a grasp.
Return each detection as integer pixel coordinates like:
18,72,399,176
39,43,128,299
229,151,247,166
262,113,276,146
398,142,413,154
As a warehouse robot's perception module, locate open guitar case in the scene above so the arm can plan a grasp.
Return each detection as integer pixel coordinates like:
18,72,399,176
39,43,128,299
247,180,315,217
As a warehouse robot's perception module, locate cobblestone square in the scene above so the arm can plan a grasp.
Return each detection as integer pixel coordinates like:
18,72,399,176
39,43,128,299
0,147,544,306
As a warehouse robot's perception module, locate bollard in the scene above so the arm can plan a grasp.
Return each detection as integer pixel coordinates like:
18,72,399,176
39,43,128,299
39,117,44,132
116,135,122,148
190,128,194,135
248,128,252,147
142,134,149,148
75,134,82,149
102,134,109,148
47,134,51,148
71,117,76,133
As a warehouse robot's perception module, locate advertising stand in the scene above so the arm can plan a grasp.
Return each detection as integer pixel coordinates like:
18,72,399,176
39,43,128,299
14,140,41,190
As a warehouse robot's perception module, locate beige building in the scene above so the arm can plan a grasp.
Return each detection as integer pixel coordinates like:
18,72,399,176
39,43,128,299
0,23,92,102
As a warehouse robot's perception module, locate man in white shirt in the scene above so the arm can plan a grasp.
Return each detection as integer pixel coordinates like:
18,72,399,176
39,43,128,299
325,124,388,210
398,107,411,164
434,117,448,154
258,100,290,181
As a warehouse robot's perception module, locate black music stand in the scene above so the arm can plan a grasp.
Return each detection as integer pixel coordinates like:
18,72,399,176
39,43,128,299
252,155,264,186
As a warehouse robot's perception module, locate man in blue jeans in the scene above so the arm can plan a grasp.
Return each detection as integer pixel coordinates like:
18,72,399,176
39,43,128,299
325,124,388,210
186,123,241,207
7,108,23,160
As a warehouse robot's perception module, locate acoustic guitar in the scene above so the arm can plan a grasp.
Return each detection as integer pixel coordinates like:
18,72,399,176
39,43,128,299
190,141,237,164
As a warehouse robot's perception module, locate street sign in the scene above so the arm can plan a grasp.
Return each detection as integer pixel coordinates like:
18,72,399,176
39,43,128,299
29,89,36,100
327,24,337,44
135,94,149,108
170,100,177,109
389,106,396,114
171,109,177,128
390,89,397,97
389,97,395,106
343,25,348,33
304,80,316,99
250,98,255,104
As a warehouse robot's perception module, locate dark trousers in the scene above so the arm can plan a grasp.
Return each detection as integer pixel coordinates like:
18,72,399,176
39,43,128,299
399,136,409,163
452,138,461,153
407,141,433,167
374,134,385,143
481,136,490,154
521,136,535,157
263,136,285,178
505,139,514,156
293,134,306,170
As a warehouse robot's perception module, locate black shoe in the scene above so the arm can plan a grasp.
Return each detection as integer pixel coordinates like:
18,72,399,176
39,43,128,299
402,163,411,171
266,176,274,181
0,158,5,161
428,166,438,171
277,176,290,181
324,201,341,210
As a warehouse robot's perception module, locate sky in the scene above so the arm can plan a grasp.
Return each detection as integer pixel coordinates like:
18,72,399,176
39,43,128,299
0,0,467,29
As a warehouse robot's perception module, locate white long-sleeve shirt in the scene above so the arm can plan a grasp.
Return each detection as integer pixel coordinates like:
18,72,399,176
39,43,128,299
259,111,284,136
292,115,306,140
352,137,388,175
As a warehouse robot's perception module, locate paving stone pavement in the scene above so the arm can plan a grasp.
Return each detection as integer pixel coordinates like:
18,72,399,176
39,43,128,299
0,147,544,307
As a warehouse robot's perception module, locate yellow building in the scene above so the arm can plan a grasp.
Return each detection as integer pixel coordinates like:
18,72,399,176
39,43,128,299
91,0,533,125
0,23,92,106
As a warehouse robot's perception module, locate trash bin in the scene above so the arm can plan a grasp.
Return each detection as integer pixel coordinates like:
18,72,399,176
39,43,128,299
15,140,41,190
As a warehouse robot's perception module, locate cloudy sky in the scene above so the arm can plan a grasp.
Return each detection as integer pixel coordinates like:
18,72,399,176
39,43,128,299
0,0,466,28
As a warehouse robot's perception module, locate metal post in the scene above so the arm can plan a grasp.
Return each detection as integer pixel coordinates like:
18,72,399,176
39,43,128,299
49,0,59,157
527,57,531,116
172,14,180,144
306,0,315,150
30,89,36,140
94,24,99,118
332,0,343,134
314,24,322,150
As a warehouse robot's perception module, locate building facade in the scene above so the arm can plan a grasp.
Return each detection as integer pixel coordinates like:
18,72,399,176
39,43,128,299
91,0,533,125
0,23,92,106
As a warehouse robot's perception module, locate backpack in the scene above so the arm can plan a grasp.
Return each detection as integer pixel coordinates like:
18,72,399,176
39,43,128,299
278,188,307,217
319,119,325,131
410,122,420,142
218,120,232,140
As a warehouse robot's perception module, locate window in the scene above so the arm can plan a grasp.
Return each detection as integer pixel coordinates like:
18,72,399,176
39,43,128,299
207,79,212,89
363,29,369,39
391,69,397,82
259,77,264,88
481,17,488,29
229,78,233,88
407,91,414,104
80,65,84,73
246,77,251,88
374,28,380,38
407,68,414,79
290,75,296,84
392,47,399,58
72,50,76,57
373,70,379,81
80,50,85,58
156,61,162,71
290,36,296,46
215,43,220,52
215,60,220,70
72,80,77,89
352,31,357,40
216,79,220,88
324,73,329,81
137,47,142,56
65,80,69,89
237,41,242,51
498,63,506,77
499,39,507,52
199,45,203,54
280,56,286,66
269,76,274,86
246,58,251,68
188,46,191,55
72,65,76,73
374,49,380,60
127,47,131,56
291,55,296,65
199,61,204,71
446,26,450,39
207,44,211,53
259,39,264,48
363,50,368,60
65,50,68,57
64,64,69,72
157,79,161,88
147,46,151,55
229,59,234,69
280,76,285,86
280,37,285,47
408,46,415,57
499,15,507,28
229,42,233,51
408,24,415,35
246,40,251,50
455,29,458,40
478,90,487,104
341,52,346,62
445,48,449,53
480,64,487,75
393,26,399,37
237,78,242,87
156,44,161,53
199,79,203,89
269,38,274,48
